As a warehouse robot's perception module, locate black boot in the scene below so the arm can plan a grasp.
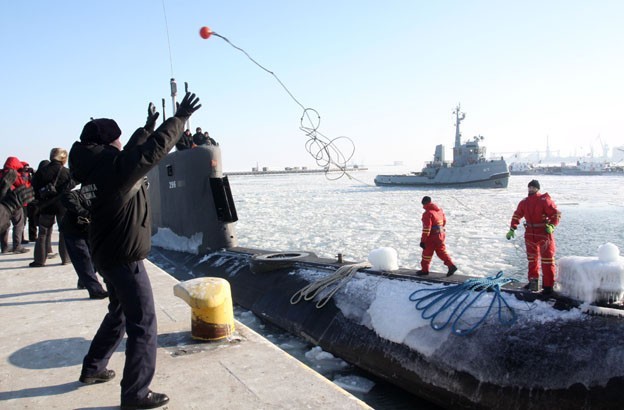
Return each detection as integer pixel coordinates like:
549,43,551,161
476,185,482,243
447,265,458,277
79,369,116,384
121,391,170,410
542,286,554,295
523,279,539,292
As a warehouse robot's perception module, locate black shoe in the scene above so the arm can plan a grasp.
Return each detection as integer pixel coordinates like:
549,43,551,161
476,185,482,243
89,291,109,300
79,369,116,384
77,281,86,290
29,262,45,267
447,265,458,277
416,270,429,276
21,239,29,244
121,391,170,409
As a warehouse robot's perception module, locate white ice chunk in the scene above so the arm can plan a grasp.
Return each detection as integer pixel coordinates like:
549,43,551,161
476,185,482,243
333,375,376,394
368,247,399,271
598,242,620,262
151,227,203,254
558,243,624,303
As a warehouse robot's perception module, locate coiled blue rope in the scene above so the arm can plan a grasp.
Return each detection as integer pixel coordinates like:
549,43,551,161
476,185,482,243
408,271,519,336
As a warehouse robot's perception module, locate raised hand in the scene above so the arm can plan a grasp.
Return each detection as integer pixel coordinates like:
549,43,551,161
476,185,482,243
174,92,201,120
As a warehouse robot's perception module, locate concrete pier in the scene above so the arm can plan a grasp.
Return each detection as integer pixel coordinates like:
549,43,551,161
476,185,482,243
0,236,370,409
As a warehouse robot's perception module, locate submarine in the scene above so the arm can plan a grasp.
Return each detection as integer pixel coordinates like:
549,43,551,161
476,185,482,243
148,145,624,410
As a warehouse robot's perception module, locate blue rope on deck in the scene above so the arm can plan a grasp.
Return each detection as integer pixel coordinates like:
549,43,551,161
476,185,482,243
408,271,519,336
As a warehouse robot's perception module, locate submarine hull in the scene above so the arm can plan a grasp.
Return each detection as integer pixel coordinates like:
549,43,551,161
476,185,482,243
155,247,624,410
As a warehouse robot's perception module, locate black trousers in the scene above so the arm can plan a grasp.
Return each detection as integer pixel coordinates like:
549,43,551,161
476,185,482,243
26,204,38,241
0,206,24,251
62,232,105,295
81,260,157,402
33,213,69,264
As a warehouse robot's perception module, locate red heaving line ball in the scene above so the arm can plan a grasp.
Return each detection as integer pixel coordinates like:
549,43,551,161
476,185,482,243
199,26,212,39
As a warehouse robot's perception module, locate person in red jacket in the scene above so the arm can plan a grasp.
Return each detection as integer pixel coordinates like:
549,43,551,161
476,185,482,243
417,196,457,276
506,180,561,294
0,156,31,253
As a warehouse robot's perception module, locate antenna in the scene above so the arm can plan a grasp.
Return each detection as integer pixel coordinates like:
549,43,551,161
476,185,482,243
184,82,190,129
170,78,177,120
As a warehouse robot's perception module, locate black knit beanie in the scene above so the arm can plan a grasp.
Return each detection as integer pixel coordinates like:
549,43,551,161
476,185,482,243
528,180,540,190
80,118,121,144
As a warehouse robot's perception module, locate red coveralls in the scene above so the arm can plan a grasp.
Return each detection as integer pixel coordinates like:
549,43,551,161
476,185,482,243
420,202,454,272
509,192,561,287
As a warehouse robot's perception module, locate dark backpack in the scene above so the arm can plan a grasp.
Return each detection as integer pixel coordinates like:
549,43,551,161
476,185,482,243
38,167,62,200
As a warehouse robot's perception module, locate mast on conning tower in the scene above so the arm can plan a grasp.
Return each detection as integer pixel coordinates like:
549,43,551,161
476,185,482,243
453,104,465,149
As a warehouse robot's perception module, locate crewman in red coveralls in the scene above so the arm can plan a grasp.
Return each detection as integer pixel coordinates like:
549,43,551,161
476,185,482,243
417,196,457,277
0,157,31,254
506,180,561,294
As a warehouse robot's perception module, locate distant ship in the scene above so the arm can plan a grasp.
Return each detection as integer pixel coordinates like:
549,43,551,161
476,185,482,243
508,160,610,176
374,105,509,188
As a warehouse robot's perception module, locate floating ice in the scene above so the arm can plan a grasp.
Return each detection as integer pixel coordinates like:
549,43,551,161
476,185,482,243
368,247,399,271
333,375,376,394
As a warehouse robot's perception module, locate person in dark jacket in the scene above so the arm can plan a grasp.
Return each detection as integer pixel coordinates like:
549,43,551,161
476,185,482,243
30,149,74,267
175,129,193,151
192,126,207,146
59,189,107,299
1,185,35,235
69,92,200,409
28,160,49,245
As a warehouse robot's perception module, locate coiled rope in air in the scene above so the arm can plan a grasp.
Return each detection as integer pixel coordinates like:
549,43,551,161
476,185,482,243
408,271,519,336
291,262,372,308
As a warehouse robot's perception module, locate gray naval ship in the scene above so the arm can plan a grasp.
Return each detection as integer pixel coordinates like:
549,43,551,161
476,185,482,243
375,105,510,188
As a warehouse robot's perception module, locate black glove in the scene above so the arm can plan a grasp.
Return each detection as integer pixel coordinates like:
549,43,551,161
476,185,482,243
174,92,201,121
419,242,426,249
145,102,160,133
1,169,18,186
0,169,18,198
1,186,34,213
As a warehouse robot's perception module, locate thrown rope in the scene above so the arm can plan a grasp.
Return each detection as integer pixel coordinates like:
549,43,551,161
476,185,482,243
408,271,519,336
291,262,372,308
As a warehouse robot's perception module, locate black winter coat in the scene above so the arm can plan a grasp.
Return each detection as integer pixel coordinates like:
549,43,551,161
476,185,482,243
175,132,193,150
31,160,74,215
59,190,91,238
68,117,185,270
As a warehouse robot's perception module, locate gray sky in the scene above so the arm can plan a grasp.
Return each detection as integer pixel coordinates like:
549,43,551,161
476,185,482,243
2,1,623,171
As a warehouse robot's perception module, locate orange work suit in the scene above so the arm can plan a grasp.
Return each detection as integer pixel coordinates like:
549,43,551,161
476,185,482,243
420,203,454,272
510,192,561,287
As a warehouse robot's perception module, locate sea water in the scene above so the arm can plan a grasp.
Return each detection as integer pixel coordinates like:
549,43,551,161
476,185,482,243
230,166,624,279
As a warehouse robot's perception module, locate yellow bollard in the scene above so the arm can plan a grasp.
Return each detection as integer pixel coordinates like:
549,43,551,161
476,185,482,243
173,277,235,341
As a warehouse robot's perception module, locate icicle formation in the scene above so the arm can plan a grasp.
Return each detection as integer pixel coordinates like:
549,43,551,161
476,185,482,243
558,243,624,303
201,27,356,180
